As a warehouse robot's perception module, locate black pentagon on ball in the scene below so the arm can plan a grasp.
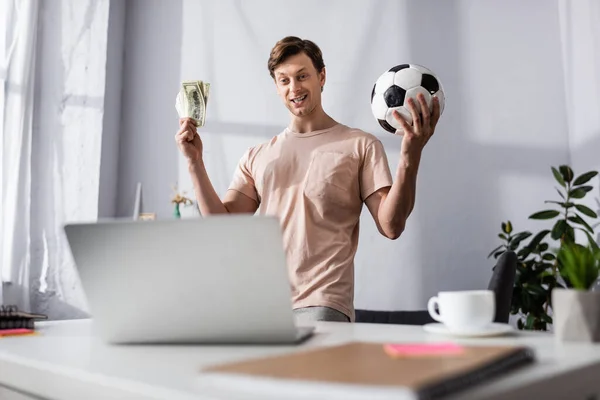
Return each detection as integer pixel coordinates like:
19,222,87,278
378,118,396,134
371,84,376,102
421,73,440,94
383,85,406,107
388,64,410,73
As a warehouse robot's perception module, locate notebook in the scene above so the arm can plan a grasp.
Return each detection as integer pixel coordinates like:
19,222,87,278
0,305,47,330
203,341,535,400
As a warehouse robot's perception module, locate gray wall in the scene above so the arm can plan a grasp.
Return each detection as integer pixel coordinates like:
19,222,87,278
116,0,183,219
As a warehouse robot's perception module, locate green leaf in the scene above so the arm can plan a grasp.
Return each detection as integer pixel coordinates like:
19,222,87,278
542,253,556,261
501,222,507,234
526,230,551,250
487,245,504,259
541,314,553,324
538,262,556,272
526,314,535,329
541,273,557,287
552,167,566,187
506,221,513,234
493,250,505,259
529,210,561,220
565,225,575,243
557,243,600,290
540,270,555,278
517,247,532,259
559,165,574,183
569,186,593,199
551,219,568,240
498,233,508,240
569,189,586,199
526,284,547,296
510,231,532,246
568,215,595,234
555,187,566,200
575,204,598,218
573,171,598,186
544,200,574,208
509,241,520,251
584,231,600,253
522,292,531,312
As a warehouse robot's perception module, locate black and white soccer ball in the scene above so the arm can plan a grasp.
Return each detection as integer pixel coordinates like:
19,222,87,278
370,64,445,134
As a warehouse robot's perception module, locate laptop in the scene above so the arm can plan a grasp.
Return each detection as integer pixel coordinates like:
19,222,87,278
63,215,315,345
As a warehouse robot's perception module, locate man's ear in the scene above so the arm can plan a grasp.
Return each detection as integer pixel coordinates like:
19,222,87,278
319,67,327,88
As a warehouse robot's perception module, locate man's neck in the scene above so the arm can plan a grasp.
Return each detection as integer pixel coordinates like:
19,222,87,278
288,107,337,134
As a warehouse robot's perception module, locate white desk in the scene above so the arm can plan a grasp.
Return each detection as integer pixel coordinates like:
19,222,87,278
0,319,599,400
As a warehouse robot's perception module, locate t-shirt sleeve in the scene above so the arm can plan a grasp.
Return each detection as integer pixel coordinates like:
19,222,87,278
227,148,259,202
360,140,393,201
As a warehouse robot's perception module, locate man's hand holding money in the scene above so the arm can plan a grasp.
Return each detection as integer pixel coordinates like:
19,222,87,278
174,80,210,164
175,118,203,163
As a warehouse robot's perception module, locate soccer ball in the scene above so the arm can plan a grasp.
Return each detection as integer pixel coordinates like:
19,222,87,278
370,64,445,134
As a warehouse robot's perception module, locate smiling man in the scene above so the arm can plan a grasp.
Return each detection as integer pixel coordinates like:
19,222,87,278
175,36,441,324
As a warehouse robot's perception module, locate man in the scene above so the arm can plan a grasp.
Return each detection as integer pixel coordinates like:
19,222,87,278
175,36,440,324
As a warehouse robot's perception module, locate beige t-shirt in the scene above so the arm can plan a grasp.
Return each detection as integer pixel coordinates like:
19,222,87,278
228,123,393,321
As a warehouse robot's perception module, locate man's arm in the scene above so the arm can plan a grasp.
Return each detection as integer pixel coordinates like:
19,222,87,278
365,154,421,240
176,117,258,216
188,160,258,215
365,94,440,240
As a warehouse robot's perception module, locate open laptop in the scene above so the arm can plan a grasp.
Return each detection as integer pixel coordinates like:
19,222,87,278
63,215,315,345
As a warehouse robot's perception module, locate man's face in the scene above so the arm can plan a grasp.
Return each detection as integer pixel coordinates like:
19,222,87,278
273,52,325,117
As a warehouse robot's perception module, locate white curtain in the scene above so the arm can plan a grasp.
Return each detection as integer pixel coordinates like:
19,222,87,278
0,0,38,307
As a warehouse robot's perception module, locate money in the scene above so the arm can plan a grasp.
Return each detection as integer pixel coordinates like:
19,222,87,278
176,80,210,127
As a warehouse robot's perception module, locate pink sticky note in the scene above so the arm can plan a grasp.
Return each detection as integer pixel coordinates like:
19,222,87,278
0,328,36,337
384,342,464,358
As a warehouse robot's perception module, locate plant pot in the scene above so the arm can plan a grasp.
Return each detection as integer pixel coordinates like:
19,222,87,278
552,288,600,343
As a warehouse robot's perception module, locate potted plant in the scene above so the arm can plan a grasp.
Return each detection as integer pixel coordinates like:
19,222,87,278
552,242,600,342
488,165,599,331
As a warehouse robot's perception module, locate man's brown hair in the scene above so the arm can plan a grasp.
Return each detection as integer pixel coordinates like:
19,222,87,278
268,36,325,79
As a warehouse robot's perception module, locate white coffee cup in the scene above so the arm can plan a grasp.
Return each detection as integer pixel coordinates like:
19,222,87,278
427,290,495,332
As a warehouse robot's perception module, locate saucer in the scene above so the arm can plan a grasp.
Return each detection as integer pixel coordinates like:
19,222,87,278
423,322,514,338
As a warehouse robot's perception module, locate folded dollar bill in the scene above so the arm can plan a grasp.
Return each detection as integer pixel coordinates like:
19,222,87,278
176,80,210,127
